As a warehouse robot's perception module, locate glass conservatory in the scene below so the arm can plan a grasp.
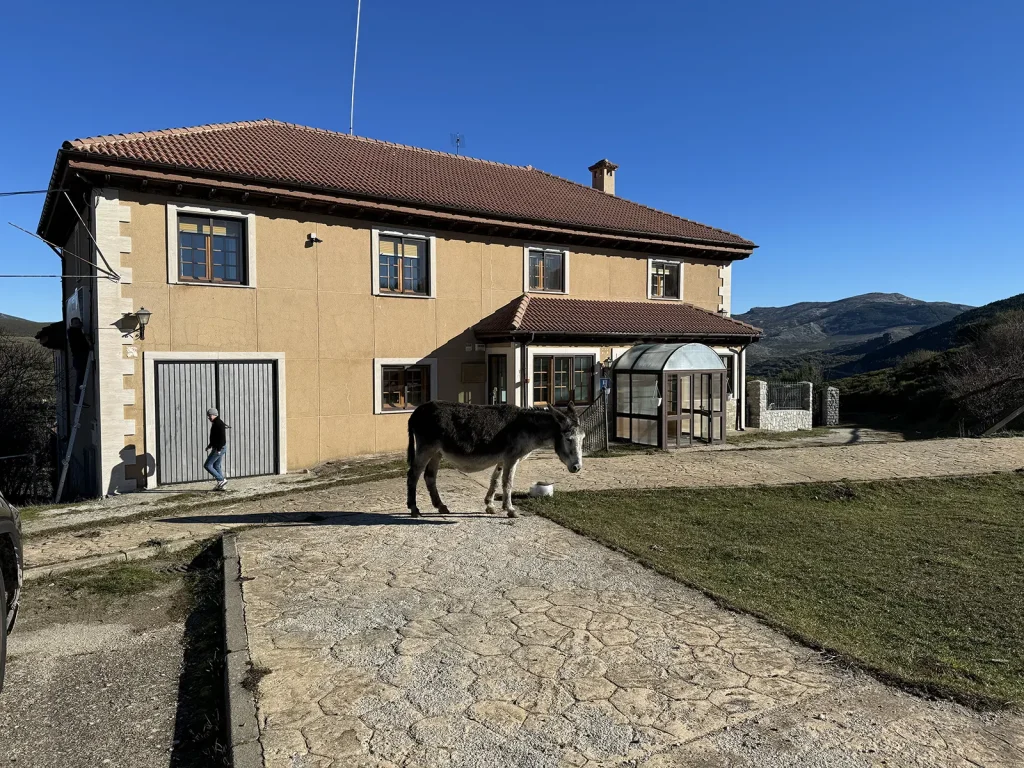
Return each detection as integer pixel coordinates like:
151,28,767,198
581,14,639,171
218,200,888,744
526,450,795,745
612,343,728,448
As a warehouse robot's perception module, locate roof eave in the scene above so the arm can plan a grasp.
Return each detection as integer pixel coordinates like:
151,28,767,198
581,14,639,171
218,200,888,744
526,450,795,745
474,329,762,342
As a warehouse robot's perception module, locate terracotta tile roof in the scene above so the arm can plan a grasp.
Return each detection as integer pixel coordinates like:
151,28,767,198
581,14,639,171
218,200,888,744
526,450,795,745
475,295,762,339
63,119,754,249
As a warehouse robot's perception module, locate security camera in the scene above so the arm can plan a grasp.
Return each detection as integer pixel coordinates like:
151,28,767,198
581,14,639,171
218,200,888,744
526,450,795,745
307,232,323,243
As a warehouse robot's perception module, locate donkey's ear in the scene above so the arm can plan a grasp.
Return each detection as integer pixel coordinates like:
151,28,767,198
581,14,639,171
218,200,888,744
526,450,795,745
547,404,566,421
566,401,580,424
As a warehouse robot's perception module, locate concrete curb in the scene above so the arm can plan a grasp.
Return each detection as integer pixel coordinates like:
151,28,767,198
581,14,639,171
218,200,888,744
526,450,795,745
222,533,264,768
24,536,197,581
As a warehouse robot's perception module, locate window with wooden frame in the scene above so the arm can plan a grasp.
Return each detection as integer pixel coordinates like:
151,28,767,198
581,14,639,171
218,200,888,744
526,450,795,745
650,260,681,299
532,355,594,405
527,247,566,292
177,215,245,284
378,235,429,295
380,365,431,411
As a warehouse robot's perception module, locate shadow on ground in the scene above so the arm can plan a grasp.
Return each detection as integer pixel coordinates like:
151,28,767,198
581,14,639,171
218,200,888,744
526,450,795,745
158,510,471,527
170,541,230,768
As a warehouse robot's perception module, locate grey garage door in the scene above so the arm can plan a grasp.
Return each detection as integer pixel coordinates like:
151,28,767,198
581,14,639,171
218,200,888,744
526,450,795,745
155,360,279,484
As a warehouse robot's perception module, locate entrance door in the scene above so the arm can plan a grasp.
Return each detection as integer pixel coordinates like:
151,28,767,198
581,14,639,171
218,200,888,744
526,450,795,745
693,373,714,443
665,373,692,448
155,360,279,484
487,354,508,405
691,372,726,444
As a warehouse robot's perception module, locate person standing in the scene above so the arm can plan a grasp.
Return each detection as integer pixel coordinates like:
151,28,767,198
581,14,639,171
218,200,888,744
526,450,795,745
204,407,229,490
67,317,92,394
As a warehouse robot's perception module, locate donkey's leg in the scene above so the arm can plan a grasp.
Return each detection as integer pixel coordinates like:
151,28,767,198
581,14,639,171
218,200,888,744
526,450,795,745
424,454,450,514
502,459,521,518
484,464,503,514
407,447,433,517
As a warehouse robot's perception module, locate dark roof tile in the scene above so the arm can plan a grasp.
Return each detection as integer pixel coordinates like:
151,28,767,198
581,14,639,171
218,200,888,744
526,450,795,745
475,295,761,339
65,119,754,248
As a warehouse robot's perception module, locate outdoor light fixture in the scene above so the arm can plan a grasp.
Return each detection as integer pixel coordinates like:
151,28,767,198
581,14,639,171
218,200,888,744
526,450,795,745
135,307,152,340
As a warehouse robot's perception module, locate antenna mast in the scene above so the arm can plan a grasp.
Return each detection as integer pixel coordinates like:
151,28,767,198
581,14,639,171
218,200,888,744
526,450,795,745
349,0,362,134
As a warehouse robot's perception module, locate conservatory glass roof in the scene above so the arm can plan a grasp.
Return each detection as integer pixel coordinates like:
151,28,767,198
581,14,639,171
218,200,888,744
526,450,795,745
612,343,726,373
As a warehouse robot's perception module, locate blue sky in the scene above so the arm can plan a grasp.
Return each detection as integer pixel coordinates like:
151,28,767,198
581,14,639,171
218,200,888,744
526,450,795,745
1,1,1021,321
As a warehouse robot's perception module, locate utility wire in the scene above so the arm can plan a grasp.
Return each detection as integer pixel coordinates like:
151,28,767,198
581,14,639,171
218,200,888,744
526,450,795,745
7,222,120,280
0,189,66,197
0,275,107,279
62,190,118,279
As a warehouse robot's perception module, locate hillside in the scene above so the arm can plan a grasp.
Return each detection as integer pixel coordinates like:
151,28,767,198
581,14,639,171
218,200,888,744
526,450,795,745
834,292,1024,376
736,293,972,377
834,293,1024,435
0,312,53,339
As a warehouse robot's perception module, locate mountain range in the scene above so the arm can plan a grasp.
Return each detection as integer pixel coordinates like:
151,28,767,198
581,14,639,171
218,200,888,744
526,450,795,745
735,293,973,377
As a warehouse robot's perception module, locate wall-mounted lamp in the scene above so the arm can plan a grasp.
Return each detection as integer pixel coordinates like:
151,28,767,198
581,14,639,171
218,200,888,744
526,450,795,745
135,307,152,340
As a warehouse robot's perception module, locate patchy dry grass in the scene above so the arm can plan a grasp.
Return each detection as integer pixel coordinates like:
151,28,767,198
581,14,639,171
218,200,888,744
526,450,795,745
51,562,176,597
726,427,835,445
522,473,1024,710
587,444,666,459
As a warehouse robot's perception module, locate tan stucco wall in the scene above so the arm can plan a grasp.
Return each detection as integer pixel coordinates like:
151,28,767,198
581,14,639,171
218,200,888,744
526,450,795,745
115,190,727,473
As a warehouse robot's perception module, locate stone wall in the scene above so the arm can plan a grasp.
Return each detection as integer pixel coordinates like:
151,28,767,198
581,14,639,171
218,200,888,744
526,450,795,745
746,380,813,431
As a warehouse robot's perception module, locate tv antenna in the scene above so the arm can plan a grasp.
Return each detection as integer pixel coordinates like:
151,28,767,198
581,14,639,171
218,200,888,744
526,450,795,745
349,0,363,134
450,133,466,156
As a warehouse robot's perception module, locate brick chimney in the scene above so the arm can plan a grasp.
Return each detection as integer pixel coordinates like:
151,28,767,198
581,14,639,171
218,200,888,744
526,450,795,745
588,159,618,195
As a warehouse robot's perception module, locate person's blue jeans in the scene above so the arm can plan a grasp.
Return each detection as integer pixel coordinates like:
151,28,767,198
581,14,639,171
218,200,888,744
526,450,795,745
204,448,226,482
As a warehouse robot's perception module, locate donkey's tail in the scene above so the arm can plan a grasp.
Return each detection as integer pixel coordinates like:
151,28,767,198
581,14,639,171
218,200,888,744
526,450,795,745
407,418,416,468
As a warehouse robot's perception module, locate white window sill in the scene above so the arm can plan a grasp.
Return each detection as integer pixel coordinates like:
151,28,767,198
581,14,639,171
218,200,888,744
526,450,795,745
375,292,435,300
380,408,418,414
169,280,256,290
527,289,568,295
648,295,683,301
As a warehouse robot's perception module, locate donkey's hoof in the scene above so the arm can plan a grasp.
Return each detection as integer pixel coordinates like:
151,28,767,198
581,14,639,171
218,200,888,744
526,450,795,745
410,508,422,518
485,505,496,515
437,504,451,515
506,507,519,518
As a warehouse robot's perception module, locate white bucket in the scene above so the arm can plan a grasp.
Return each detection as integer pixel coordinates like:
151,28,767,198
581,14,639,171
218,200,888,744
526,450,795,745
529,482,554,498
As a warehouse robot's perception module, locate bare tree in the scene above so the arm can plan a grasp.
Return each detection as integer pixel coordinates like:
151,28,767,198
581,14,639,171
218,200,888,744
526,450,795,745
0,329,55,501
943,311,1024,433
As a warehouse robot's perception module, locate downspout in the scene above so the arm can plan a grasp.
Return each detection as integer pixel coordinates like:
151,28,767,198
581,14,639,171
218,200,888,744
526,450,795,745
520,332,534,407
739,345,747,430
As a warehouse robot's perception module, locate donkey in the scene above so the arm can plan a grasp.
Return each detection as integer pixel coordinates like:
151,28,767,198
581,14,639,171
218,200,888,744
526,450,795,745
406,401,584,518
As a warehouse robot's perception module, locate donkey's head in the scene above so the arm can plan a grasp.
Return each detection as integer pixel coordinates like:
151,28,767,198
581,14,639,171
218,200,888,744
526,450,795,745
549,403,584,474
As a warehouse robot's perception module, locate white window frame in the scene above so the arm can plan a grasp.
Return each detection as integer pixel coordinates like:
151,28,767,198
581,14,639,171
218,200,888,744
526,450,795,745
371,227,438,299
526,346,600,406
523,245,570,294
166,202,257,288
712,347,740,401
647,258,684,301
374,357,438,414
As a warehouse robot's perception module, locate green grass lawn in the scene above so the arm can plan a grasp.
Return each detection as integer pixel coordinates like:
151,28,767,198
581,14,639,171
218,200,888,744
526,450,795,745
521,473,1024,709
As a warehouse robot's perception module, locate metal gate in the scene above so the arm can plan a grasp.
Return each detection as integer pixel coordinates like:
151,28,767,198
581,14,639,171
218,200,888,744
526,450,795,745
580,388,610,454
155,360,279,484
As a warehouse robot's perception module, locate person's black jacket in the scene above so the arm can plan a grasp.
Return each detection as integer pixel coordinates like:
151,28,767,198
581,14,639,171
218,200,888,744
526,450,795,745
207,418,227,451
67,326,91,363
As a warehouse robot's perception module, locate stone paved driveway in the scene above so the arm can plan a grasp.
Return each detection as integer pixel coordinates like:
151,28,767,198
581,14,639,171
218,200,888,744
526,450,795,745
237,467,1024,768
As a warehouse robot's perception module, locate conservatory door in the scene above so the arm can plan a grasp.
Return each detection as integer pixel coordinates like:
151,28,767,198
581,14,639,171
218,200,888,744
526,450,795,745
665,373,692,448
693,372,726,444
